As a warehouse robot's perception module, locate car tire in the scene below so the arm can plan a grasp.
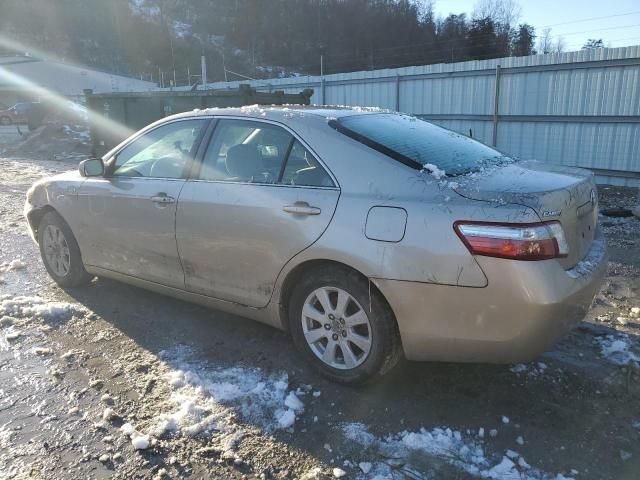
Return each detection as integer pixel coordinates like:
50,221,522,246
0,116,11,126
37,211,93,288
288,265,401,384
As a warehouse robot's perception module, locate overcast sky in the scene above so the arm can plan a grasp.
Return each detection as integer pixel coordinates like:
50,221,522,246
432,0,640,51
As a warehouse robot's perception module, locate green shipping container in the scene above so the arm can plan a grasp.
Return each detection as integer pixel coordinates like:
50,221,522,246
84,84,313,157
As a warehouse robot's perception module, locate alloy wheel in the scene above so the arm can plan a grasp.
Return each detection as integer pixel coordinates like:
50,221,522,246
301,286,372,370
43,224,71,277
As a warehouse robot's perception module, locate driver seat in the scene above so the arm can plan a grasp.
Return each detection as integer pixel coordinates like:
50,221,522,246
225,144,263,182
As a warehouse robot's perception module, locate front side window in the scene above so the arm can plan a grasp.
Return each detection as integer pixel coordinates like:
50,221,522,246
199,120,334,187
332,113,511,176
112,119,207,178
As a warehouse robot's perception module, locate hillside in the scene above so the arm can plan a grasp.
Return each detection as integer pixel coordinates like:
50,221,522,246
0,0,537,84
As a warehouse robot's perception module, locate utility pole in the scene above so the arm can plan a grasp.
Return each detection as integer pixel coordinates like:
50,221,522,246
170,34,176,88
201,55,207,89
492,65,501,147
222,51,228,82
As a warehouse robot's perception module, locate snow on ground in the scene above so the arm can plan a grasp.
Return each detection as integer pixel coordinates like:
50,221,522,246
0,259,27,272
341,422,576,480
596,334,640,367
510,362,548,377
127,345,308,459
0,295,85,321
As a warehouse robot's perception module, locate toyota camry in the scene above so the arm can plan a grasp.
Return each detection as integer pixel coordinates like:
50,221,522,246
25,106,607,383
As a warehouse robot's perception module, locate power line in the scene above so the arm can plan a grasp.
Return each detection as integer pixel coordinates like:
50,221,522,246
319,10,640,60
308,20,640,69
350,11,640,57
292,24,640,74
558,23,640,38
544,10,640,28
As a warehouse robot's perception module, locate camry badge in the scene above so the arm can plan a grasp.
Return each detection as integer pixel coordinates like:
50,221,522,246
541,210,562,217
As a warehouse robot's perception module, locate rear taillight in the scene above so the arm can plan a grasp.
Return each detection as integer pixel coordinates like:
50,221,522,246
454,221,569,261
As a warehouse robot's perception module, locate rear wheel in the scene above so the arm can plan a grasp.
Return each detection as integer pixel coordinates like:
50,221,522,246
288,265,401,384
38,211,92,287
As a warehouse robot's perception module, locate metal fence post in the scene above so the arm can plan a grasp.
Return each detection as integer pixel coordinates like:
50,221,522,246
492,64,501,147
321,77,326,105
395,75,400,111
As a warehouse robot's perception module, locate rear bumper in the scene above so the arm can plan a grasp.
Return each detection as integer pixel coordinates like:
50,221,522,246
373,232,608,363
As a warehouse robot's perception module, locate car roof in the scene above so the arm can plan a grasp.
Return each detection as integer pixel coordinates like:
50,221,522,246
168,105,392,124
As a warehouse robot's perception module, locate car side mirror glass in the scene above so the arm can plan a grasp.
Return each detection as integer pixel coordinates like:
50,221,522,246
79,158,104,177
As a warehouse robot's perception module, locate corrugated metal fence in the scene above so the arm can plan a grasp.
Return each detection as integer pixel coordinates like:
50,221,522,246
209,46,640,186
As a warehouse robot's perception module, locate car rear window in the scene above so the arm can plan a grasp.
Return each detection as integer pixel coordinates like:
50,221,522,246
331,113,509,176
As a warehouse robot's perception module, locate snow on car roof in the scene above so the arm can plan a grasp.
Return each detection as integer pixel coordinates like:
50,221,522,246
171,104,392,122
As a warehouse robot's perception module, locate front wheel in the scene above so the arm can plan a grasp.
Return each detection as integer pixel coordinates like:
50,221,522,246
38,211,93,287
288,266,401,384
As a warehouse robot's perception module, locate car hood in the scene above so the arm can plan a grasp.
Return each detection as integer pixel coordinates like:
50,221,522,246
452,160,599,268
27,169,83,204
32,169,82,187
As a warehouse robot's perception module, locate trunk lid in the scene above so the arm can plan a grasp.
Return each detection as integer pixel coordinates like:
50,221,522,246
452,161,598,269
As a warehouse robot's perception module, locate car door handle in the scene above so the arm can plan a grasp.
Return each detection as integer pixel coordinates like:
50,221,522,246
283,203,321,215
151,194,175,204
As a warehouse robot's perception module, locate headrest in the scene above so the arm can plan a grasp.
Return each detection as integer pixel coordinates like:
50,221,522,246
225,144,261,179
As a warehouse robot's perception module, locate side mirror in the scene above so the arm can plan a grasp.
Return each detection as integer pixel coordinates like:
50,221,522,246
79,158,104,177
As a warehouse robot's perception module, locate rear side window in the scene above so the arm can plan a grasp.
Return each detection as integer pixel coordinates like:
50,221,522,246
199,119,334,187
331,113,509,176
200,120,291,183
281,140,334,187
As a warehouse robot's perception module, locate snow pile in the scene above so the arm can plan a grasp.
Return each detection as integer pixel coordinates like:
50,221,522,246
421,163,446,179
120,422,151,450
341,423,575,480
150,346,305,442
596,334,639,367
0,295,82,322
239,105,267,116
0,259,26,272
131,434,150,450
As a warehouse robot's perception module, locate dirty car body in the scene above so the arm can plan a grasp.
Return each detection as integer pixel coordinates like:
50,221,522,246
25,107,608,382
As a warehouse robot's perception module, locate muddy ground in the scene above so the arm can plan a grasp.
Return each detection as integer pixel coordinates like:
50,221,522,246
1,132,639,480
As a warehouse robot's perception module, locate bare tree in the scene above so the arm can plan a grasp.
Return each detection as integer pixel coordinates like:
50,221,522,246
554,36,566,54
537,27,554,54
473,0,521,27
414,0,436,22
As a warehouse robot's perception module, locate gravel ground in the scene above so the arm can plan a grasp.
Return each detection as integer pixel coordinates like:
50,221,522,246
0,153,639,480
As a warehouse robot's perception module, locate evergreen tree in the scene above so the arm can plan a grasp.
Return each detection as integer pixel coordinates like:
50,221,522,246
512,23,536,57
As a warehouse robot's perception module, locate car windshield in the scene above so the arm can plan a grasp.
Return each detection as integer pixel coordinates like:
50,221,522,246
333,113,511,176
